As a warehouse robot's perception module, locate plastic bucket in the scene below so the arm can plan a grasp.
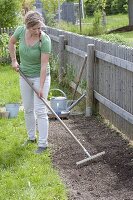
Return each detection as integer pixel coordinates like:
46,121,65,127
5,103,19,118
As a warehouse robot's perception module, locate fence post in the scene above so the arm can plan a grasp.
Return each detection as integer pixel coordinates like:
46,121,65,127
86,44,95,116
59,35,66,83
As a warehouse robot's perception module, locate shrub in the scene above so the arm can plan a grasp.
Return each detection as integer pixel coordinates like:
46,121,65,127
0,33,10,63
99,33,129,45
49,53,59,80
92,10,104,36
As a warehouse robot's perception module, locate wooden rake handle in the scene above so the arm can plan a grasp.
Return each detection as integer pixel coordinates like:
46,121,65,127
19,69,91,158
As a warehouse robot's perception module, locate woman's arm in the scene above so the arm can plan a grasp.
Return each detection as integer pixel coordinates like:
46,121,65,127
8,35,19,71
39,53,50,97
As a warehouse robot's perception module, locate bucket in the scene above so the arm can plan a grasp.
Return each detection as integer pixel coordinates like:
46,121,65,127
5,103,19,118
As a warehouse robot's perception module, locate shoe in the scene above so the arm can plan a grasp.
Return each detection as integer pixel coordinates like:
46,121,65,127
34,147,47,154
22,139,37,147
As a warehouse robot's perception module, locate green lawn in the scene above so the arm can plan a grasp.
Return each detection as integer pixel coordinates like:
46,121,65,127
56,14,133,46
105,14,128,31
0,65,68,200
83,13,129,31
118,31,133,44
0,65,21,106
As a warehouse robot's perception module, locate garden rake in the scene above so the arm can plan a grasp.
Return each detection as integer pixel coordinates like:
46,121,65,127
19,69,105,166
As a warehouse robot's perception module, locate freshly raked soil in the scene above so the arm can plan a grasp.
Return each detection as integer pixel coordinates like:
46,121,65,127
49,115,133,200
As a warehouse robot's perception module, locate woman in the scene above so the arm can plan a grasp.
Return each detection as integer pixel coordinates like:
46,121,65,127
9,10,51,154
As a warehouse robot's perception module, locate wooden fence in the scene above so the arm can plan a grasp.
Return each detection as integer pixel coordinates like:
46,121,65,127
1,26,133,139
46,27,133,140
0,27,15,35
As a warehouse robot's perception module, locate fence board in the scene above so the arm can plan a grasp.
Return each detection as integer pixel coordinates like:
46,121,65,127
65,45,87,58
94,91,133,125
48,34,59,42
95,50,133,72
47,27,133,138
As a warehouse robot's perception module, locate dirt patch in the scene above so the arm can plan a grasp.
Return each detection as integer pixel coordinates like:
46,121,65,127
49,115,133,200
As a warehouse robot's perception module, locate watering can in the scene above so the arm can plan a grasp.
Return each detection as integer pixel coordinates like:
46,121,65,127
50,89,68,114
50,88,86,114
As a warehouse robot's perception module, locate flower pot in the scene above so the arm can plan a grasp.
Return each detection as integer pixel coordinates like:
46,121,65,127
5,103,19,118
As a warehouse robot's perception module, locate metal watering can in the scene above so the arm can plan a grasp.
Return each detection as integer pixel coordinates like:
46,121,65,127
50,89,68,114
50,88,86,114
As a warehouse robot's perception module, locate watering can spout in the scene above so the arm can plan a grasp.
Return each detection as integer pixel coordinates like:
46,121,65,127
67,92,86,111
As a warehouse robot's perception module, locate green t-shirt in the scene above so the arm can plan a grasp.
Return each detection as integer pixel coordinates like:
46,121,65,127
13,26,51,77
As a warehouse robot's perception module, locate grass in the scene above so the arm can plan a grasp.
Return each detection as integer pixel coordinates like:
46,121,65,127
0,64,68,200
56,14,129,35
82,13,129,31
0,65,21,106
55,14,133,46
118,31,133,44
104,13,128,31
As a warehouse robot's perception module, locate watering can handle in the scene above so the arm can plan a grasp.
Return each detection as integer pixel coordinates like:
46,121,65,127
50,88,67,98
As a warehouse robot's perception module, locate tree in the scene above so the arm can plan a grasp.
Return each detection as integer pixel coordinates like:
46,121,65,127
66,0,76,1
0,0,36,28
128,0,133,25
21,0,35,15
85,0,127,16
0,0,22,27
40,0,65,14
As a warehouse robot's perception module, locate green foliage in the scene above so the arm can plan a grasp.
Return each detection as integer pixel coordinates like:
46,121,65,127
0,33,20,65
55,14,129,37
0,65,20,105
55,20,94,36
85,0,107,16
40,0,65,15
110,0,128,14
66,0,76,2
92,10,104,35
49,54,73,100
98,33,129,45
0,33,10,63
0,33,9,48
85,0,98,16
101,0,107,10
45,13,56,26
85,0,127,16
79,80,87,91
0,0,22,27
63,64,75,87
21,0,35,14
49,53,59,80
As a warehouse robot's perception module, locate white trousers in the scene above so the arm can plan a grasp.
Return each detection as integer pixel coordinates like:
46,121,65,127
20,75,51,148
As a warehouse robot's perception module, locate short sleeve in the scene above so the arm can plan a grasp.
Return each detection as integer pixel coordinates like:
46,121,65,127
13,26,24,40
41,34,51,54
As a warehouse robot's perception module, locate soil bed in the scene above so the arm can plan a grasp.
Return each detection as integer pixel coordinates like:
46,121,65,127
49,115,133,200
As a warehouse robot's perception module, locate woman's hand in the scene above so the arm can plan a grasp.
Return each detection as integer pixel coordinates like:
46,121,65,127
38,87,44,98
12,60,19,72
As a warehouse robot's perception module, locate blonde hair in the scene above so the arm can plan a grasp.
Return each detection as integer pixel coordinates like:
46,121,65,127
24,10,45,29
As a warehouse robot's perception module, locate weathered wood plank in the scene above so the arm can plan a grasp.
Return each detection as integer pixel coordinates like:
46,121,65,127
96,50,133,72
86,44,95,116
65,45,87,58
94,91,133,125
48,34,59,42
